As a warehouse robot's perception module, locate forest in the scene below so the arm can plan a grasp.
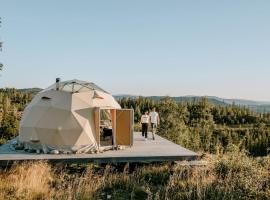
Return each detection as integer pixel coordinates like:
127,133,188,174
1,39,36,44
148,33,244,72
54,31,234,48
0,88,34,145
119,96,270,157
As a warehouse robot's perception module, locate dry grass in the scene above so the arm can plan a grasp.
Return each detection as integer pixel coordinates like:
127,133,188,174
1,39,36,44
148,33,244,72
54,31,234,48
0,150,269,200
0,161,53,200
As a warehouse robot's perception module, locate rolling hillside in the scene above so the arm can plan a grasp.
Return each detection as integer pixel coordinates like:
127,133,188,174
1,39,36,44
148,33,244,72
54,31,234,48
14,89,270,113
114,95,270,113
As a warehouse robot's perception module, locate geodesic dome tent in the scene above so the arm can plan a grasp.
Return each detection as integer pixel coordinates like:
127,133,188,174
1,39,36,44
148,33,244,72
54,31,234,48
19,79,123,154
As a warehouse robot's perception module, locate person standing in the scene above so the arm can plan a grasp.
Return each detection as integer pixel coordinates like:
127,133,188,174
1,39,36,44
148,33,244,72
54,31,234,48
141,111,150,139
150,108,159,140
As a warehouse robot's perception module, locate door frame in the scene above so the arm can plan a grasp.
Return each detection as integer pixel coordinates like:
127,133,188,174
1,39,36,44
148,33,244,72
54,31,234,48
97,108,115,149
95,108,134,150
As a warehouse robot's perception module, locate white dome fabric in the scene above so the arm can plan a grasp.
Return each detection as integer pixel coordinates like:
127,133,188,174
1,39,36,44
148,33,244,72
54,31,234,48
19,80,121,154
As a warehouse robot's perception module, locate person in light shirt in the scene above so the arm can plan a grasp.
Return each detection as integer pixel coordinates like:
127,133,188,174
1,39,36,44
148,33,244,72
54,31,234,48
149,108,160,140
141,111,150,139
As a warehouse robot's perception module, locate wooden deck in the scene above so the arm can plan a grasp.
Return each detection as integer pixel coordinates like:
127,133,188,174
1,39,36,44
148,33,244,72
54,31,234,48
0,132,198,166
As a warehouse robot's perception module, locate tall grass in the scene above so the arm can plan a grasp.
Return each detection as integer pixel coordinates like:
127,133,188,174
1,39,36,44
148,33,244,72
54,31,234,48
0,161,53,200
0,149,269,200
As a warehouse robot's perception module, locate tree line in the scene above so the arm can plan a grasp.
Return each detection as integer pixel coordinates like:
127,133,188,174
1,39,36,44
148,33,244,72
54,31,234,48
119,97,270,156
0,88,33,143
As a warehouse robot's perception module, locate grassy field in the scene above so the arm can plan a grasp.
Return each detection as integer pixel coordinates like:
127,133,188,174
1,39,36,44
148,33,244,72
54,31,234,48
0,147,269,200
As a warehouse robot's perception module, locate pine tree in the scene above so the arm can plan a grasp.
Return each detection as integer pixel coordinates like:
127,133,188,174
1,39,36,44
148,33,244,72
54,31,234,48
0,112,19,139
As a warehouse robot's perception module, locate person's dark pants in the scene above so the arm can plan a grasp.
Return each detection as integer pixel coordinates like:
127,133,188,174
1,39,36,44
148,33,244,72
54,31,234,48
142,123,148,138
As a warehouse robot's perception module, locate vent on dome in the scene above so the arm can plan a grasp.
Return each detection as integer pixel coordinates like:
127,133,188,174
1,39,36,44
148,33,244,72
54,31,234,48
42,96,51,100
56,78,61,90
93,91,104,99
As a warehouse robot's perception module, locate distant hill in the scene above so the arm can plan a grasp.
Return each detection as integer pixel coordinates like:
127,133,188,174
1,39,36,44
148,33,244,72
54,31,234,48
114,95,270,113
16,89,270,113
207,96,270,106
18,88,42,95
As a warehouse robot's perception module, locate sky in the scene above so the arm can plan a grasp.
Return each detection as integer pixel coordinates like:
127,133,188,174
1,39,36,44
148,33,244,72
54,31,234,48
0,1,270,101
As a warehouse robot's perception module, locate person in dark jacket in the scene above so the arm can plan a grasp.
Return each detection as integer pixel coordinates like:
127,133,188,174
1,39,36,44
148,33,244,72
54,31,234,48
141,111,150,140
